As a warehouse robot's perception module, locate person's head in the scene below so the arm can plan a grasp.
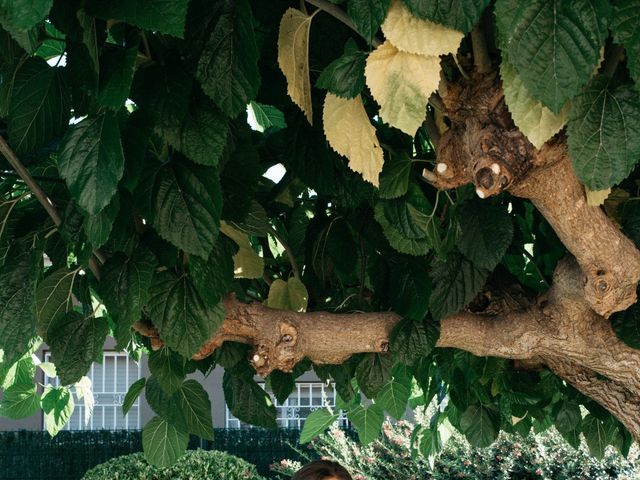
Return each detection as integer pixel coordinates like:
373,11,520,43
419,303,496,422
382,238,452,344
292,460,353,480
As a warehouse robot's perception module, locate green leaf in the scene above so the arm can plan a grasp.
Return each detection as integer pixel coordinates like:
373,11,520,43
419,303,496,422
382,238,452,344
57,113,125,215
583,414,615,459
0,383,40,419
138,159,222,259
429,253,488,320
35,267,80,340
457,200,513,270
267,370,295,405
554,400,582,449
402,0,489,33
355,353,392,399
8,57,70,155
0,0,53,30
220,221,264,279
374,203,431,256
460,404,498,447
190,237,235,308
0,244,40,364
266,277,309,312
164,97,228,167
196,0,260,117
83,194,120,249
347,0,391,44
223,370,277,429
148,348,185,395
348,403,384,445
41,386,74,436
248,102,286,132
146,376,181,421
1,355,36,390
142,416,189,468
567,76,640,190
47,312,109,385
316,38,366,99
147,270,225,358
97,45,138,108
612,0,640,86
391,318,438,366
611,301,640,349
388,257,431,320
175,379,214,440
506,0,610,113
122,378,146,415
376,380,410,419
379,154,412,199
86,0,189,38
419,427,442,460
98,247,157,347
300,408,339,443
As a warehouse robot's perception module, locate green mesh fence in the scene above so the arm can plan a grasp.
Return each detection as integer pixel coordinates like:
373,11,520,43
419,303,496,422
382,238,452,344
0,429,305,480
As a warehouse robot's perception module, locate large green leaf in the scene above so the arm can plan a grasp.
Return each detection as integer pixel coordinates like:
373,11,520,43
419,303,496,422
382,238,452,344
83,194,120,249
402,0,490,33
47,312,109,385
189,237,235,308
8,57,70,155
0,383,40,419
388,257,431,320
122,378,146,415
390,317,438,366
35,267,80,340
582,414,616,459
148,348,186,395
347,403,384,445
567,76,640,190
222,370,277,429
379,154,412,199
196,0,260,117
300,408,339,443
554,400,582,449
460,404,498,447
506,0,610,113
142,416,189,468
175,379,214,440
86,0,189,38
457,200,513,270
147,270,225,358
612,0,640,86
355,353,392,399
0,0,52,30
98,247,157,347
41,386,74,436
57,113,125,215
316,38,366,99
376,379,410,419
347,0,391,44
429,253,488,320
97,45,138,108
138,159,222,259
266,277,309,312
0,244,40,364
611,301,640,349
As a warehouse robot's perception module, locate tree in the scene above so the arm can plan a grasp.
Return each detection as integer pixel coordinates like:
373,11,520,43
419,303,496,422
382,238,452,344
0,0,640,467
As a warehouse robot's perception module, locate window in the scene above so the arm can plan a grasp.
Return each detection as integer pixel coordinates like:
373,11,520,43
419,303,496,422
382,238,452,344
226,382,348,429
43,352,142,430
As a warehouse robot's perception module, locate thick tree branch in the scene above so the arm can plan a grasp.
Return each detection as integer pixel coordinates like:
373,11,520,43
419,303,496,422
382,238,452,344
305,0,382,47
470,26,491,74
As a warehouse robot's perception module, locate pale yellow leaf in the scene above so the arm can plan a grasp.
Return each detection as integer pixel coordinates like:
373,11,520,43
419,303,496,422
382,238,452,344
220,221,264,279
323,93,383,185
501,60,569,149
585,188,611,207
381,0,463,56
365,41,440,135
266,277,308,312
278,8,313,124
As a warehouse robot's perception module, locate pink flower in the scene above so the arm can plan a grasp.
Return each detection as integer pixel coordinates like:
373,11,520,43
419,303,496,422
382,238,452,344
535,468,543,476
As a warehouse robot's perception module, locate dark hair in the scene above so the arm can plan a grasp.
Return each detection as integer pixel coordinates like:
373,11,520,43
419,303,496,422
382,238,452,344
292,460,353,480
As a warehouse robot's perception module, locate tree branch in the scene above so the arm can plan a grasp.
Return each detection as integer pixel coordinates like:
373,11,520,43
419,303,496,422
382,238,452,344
470,25,491,74
305,0,382,47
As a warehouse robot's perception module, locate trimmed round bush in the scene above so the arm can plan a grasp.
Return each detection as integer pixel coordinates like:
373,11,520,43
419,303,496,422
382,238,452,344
82,449,265,480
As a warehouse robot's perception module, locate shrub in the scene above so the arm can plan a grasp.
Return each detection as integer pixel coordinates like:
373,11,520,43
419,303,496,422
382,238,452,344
271,422,639,480
82,449,265,480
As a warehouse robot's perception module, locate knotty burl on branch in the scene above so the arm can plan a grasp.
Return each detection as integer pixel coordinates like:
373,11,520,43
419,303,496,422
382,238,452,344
136,66,640,441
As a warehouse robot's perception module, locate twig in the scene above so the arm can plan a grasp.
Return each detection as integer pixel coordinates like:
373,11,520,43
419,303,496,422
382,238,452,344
471,25,491,74
428,93,445,112
1,170,65,184
422,112,441,147
305,0,382,47
267,225,301,279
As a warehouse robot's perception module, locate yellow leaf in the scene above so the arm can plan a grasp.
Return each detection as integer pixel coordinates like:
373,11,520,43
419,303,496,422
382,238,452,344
220,221,264,279
501,60,569,149
365,41,440,135
323,93,383,185
381,0,463,56
585,188,611,207
266,277,308,312
278,8,314,124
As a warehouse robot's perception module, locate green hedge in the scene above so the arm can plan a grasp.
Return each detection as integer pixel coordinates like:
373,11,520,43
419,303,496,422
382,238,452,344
0,429,305,480
82,449,264,480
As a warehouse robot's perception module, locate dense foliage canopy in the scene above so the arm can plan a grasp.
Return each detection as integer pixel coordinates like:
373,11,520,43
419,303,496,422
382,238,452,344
1,0,640,469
